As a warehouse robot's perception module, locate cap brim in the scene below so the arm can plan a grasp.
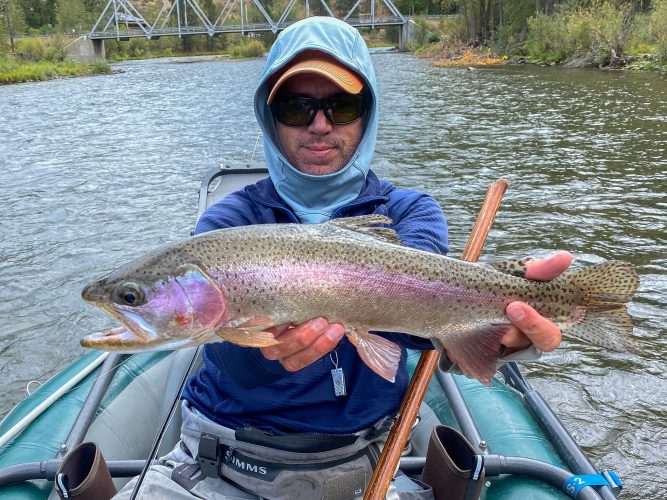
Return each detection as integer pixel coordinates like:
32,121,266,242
267,58,364,104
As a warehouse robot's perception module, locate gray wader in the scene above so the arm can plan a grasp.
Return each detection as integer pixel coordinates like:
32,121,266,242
114,401,434,500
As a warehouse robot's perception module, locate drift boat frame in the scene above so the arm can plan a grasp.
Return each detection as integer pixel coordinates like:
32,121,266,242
0,165,622,500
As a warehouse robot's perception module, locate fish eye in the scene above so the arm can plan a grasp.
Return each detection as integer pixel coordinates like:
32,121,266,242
114,282,145,307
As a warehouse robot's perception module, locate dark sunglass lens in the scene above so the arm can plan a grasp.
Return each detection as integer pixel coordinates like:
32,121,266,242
329,95,364,124
276,98,314,126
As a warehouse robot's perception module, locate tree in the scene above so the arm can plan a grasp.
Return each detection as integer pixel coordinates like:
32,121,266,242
56,0,87,32
3,0,27,53
21,0,58,28
1,2,9,56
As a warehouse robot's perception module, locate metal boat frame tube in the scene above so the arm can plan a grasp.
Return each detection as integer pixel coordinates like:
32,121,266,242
0,457,422,486
58,353,128,457
0,454,610,500
499,363,617,500
0,460,156,486
435,371,489,454
484,455,603,500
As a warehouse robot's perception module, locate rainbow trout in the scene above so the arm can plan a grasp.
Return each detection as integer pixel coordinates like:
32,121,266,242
81,215,640,384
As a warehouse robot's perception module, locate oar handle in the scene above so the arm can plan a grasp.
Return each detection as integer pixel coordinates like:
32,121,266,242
364,179,509,500
461,179,509,261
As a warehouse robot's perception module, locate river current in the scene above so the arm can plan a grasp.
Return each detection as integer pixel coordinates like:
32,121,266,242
0,52,665,497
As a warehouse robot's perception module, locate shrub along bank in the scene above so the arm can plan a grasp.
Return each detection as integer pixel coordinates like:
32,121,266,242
103,34,268,62
414,0,667,71
0,34,266,84
0,37,111,84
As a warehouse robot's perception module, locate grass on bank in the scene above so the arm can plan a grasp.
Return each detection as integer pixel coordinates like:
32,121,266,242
0,34,265,84
0,58,111,84
0,37,112,84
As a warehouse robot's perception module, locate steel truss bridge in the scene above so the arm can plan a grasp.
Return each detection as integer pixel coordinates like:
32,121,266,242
90,0,406,40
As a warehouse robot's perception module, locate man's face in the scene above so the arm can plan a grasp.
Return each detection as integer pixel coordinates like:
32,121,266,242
274,74,365,176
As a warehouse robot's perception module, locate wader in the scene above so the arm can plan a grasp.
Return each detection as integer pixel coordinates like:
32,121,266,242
114,401,435,500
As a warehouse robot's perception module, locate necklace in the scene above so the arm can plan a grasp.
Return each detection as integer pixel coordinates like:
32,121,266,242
329,350,347,397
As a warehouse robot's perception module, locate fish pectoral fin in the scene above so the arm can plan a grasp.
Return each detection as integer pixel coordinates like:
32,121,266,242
346,328,402,383
233,316,278,331
214,327,281,347
439,324,512,386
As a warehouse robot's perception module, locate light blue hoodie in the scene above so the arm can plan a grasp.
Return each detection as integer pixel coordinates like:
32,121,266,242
254,17,378,223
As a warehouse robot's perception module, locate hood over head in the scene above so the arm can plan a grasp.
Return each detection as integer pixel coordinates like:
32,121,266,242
254,16,378,223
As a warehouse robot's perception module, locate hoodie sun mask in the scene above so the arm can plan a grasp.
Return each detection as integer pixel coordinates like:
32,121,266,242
254,17,379,224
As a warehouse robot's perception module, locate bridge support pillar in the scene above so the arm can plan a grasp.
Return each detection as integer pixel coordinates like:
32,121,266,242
399,20,412,51
65,38,106,64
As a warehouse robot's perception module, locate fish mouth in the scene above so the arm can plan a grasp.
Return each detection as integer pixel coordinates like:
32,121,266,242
81,301,157,351
81,302,215,351
80,325,152,351
80,326,214,351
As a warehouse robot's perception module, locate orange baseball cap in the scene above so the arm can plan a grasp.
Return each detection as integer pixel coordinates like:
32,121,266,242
267,54,364,105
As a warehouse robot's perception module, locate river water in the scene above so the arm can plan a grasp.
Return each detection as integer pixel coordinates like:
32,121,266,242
0,52,665,497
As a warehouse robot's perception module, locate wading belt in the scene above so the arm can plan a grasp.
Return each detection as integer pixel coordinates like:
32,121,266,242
197,432,380,481
196,415,396,479
196,414,396,480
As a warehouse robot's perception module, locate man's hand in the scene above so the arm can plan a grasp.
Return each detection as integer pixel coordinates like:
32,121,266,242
260,318,345,372
502,250,573,353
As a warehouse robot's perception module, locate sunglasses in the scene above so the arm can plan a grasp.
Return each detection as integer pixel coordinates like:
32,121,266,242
271,93,367,127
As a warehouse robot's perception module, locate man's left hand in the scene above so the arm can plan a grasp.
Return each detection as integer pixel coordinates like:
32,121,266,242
502,250,573,353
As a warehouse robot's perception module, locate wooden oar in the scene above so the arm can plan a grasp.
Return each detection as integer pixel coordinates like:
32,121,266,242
364,179,509,500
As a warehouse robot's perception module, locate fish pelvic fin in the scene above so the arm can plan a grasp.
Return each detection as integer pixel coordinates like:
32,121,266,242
214,327,281,347
346,328,402,383
438,324,511,386
326,215,403,246
559,261,642,354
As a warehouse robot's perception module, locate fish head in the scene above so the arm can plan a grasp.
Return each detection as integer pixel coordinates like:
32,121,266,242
81,261,228,351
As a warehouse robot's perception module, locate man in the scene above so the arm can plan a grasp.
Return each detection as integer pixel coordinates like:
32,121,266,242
115,16,568,499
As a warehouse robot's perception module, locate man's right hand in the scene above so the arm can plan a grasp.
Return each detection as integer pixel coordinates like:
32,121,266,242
260,318,345,372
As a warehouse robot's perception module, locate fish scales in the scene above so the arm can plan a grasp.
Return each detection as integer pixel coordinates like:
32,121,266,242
176,225,581,333
81,215,640,385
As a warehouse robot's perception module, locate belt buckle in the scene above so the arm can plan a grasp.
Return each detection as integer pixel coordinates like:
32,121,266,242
196,433,221,478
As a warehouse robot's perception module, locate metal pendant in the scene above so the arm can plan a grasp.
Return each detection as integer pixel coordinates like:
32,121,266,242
331,367,347,397
329,350,347,397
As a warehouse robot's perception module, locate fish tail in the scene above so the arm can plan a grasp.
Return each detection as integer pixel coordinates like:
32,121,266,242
561,261,643,354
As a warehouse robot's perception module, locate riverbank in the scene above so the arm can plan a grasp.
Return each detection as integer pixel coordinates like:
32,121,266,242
0,35,265,84
0,58,112,84
420,42,667,72
412,0,667,73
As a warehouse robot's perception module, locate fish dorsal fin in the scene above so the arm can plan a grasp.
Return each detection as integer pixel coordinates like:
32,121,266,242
326,215,402,245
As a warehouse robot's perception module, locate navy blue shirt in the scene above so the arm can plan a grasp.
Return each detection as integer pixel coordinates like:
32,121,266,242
182,171,449,434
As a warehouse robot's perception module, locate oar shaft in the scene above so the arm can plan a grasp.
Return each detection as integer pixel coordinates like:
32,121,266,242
364,179,509,500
